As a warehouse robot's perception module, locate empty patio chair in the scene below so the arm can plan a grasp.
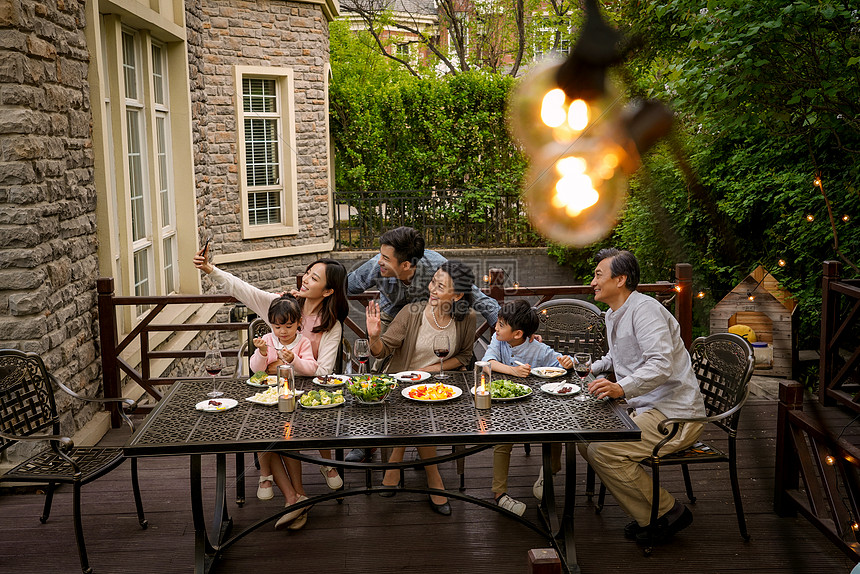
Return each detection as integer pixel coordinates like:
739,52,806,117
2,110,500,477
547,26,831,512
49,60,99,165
595,332,755,554
0,348,147,574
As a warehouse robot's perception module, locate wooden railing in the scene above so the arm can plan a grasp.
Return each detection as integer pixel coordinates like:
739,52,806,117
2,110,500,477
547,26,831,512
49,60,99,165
97,263,692,427
819,260,860,411
775,260,860,561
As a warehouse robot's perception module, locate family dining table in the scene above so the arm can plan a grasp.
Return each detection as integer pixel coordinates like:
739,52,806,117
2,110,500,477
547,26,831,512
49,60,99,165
122,371,640,574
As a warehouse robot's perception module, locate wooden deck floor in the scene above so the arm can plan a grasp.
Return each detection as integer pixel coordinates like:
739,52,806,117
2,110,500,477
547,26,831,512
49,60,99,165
1,399,856,574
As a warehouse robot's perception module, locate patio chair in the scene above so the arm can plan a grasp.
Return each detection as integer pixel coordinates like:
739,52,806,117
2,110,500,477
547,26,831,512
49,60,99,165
595,332,755,554
235,317,272,378
0,348,147,574
533,298,608,489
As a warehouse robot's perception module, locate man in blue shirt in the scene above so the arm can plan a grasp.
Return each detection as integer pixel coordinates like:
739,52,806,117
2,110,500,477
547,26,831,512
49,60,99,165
346,226,500,328
345,227,500,462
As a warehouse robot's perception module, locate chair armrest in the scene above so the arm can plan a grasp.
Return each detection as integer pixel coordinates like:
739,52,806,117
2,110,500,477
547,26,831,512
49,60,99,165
651,386,749,457
236,341,249,378
0,430,74,450
50,374,137,432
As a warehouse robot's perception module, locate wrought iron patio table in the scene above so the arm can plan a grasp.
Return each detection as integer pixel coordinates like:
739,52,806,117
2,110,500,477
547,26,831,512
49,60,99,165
123,372,639,574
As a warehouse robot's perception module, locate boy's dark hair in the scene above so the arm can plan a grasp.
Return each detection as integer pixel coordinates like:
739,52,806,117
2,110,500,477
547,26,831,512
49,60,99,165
595,248,640,291
499,299,540,338
380,226,425,266
438,261,475,322
268,294,302,326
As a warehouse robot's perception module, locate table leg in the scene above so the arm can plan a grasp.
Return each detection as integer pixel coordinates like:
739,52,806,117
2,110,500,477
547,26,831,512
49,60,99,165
538,443,580,574
190,454,233,574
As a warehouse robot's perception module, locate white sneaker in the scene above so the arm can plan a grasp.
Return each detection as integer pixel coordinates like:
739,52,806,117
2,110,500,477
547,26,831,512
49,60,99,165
275,494,310,529
257,474,274,500
496,493,526,517
320,465,343,490
533,467,544,501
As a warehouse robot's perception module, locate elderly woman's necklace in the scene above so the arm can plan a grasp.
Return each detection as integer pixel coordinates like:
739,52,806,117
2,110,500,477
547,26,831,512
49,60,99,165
432,305,453,329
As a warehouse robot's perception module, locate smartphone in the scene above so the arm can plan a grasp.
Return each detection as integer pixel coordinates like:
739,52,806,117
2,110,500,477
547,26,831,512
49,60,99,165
202,238,211,258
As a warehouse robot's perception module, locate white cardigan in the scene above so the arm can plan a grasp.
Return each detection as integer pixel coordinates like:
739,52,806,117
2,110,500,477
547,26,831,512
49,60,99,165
209,266,341,376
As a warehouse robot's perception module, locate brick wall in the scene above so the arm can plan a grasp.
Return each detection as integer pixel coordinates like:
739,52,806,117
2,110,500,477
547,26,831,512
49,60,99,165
198,0,332,255
0,0,102,456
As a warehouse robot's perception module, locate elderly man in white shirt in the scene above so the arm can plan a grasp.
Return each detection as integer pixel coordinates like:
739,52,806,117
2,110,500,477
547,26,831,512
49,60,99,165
582,248,705,545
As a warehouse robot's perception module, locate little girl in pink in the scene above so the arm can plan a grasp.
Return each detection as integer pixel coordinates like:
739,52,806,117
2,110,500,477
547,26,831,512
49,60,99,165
249,295,315,375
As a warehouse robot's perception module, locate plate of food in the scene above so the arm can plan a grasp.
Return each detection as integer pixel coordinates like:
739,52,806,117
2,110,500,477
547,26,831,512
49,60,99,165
312,374,350,387
470,379,533,401
246,371,279,388
531,366,568,379
347,374,397,404
245,387,304,406
195,398,239,412
540,382,582,396
392,370,431,383
402,382,462,402
299,389,346,409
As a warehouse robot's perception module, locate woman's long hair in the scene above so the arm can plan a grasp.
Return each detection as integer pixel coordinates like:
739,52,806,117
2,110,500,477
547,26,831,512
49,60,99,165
437,261,474,322
301,258,349,333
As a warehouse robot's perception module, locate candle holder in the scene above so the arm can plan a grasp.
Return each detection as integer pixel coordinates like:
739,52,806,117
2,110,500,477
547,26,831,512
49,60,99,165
278,364,296,413
474,360,492,410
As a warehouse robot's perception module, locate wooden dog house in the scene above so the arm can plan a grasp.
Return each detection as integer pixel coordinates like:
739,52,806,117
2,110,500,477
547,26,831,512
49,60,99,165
709,266,797,378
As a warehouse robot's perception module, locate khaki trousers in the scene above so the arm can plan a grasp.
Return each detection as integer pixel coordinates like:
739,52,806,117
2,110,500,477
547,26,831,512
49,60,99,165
492,443,562,494
578,409,703,526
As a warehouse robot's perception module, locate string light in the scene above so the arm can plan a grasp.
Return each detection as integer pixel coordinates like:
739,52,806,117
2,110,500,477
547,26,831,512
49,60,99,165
814,177,822,188
825,455,836,466
843,214,850,222
696,291,706,299
806,214,815,222
777,259,786,267
513,282,520,289
674,285,682,293
483,275,490,283
852,522,859,532
747,293,756,302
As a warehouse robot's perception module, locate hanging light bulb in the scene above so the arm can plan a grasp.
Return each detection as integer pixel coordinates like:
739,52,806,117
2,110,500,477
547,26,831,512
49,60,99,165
778,259,786,267
697,291,706,299
508,0,673,247
843,214,850,222
806,214,815,222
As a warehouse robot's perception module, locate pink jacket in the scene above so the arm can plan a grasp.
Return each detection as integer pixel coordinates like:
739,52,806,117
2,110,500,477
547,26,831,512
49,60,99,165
249,333,317,376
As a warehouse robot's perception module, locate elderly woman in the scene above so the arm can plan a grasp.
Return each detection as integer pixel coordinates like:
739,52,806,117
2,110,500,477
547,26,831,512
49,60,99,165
365,261,477,516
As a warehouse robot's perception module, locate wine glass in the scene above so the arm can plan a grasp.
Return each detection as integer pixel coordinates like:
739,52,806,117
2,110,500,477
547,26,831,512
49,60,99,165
433,335,450,380
354,339,370,374
203,350,225,398
573,353,592,402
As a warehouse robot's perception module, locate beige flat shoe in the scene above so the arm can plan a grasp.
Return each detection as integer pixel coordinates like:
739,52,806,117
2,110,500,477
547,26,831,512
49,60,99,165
257,475,274,501
287,513,308,530
274,495,310,530
320,465,343,490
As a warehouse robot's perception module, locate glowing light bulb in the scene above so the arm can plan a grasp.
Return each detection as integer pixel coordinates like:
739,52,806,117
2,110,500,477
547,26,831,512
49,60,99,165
748,293,756,301
513,282,520,289
567,99,589,130
825,455,835,466
806,214,815,222
674,285,682,293
843,214,850,222
697,291,706,299
852,522,859,532
814,178,822,187
540,89,567,128
778,259,786,267
483,275,489,283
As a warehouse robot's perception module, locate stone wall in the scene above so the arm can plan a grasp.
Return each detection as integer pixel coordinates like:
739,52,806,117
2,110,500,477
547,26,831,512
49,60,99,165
0,0,102,457
198,0,332,254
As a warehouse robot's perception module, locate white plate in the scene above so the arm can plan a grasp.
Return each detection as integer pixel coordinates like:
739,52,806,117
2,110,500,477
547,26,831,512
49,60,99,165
531,366,568,379
401,383,463,402
469,383,533,401
299,400,346,409
393,370,431,383
312,374,349,387
246,375,279,388
195,398,239,412
540,382,581,396
245,390,304,406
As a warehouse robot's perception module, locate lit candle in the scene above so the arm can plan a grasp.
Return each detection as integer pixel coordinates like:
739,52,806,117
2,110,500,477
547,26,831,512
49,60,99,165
476,373,491,410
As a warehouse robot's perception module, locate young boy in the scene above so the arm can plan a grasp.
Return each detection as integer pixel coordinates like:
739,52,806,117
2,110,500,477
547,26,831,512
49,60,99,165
482,300,574,516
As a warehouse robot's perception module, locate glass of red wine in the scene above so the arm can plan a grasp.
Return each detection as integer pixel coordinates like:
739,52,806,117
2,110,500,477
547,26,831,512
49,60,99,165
573,353,592,402
203,349,225,398
433,335,450,380
354,339,370,374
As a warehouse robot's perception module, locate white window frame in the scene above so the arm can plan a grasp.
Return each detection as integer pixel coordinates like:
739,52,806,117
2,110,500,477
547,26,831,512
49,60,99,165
235,66,299,239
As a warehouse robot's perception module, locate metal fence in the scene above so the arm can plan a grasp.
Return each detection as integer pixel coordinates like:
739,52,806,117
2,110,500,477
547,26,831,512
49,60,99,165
332,189,543,250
